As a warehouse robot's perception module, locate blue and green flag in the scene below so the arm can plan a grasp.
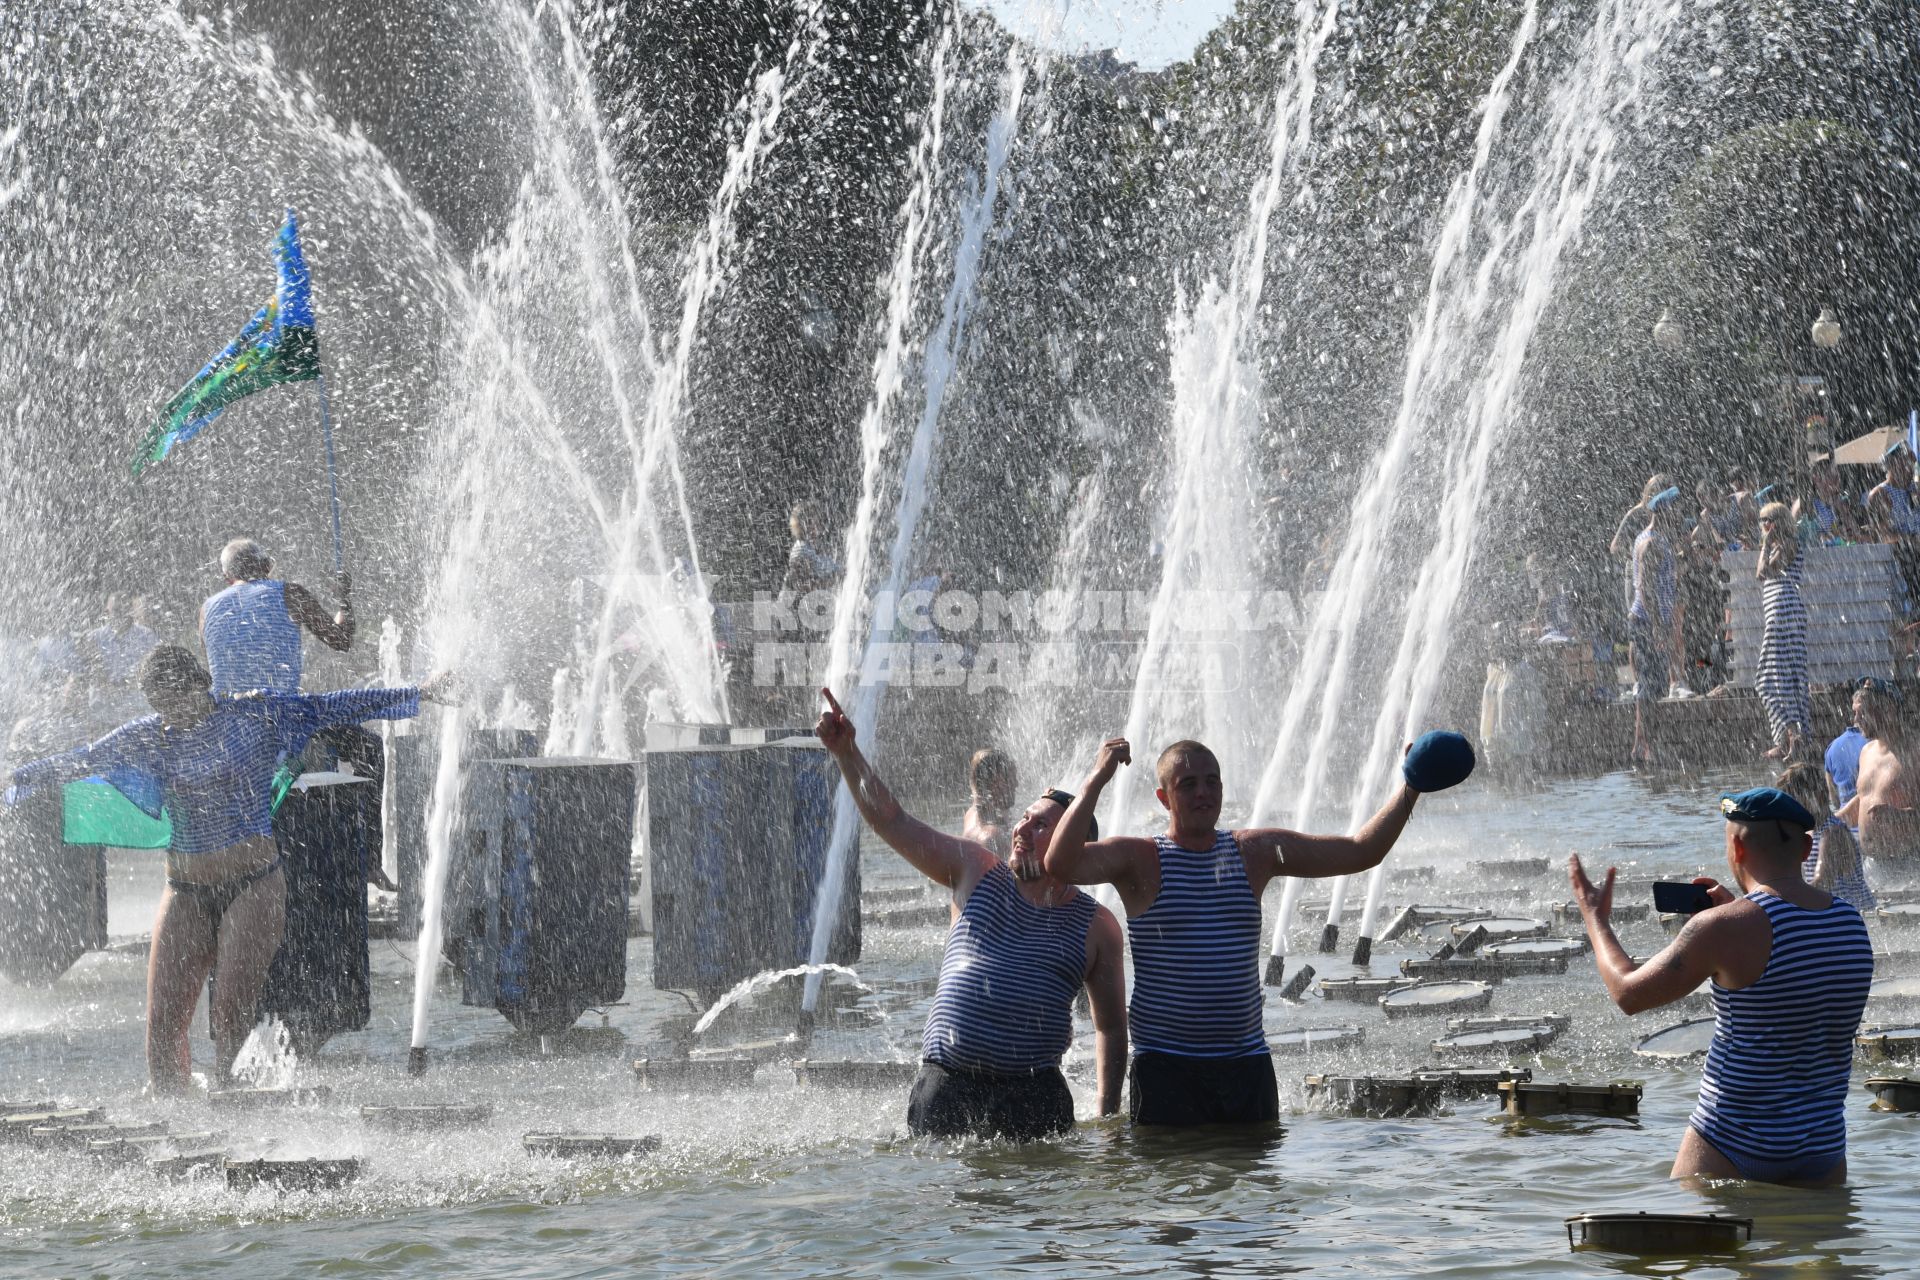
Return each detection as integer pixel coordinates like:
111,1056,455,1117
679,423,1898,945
133,209,322,477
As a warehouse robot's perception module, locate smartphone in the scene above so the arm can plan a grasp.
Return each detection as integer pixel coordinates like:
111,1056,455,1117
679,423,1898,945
1652,881,1713,915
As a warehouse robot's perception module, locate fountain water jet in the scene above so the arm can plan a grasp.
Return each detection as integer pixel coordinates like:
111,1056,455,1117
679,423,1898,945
1103,0,1343,847
804,23,1045,1013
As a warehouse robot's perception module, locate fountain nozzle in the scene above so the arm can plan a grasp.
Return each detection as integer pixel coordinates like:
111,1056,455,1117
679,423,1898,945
407,1046,429,1077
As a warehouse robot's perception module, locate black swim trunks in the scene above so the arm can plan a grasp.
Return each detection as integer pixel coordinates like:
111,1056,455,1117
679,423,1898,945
907,1060,1075,1141
166,856,285,924
1128,1050,1278,1127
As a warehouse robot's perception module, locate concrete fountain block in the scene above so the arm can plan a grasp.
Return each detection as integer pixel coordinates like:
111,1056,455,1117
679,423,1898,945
224,1157,361,1191
632,1057,757,1090
1303,1075,1449,1118
1268,1025,1364,1054
1430,1024,1561,1059
1857,1026,1920,1063
0,1109,106,1143
1318,976,1413,1003
0,1100,57,1116
791,1059,919,1089
1499,1080,1641,1118
1865,1077,1920,1112
1410,1066,1531,1099
207,1086,332,1109
30,1121,167,1151
1566,1212,1750,1254
150,1149,230,1179
522,1132,662,1158
359,1102,494,1130
1379,980,1494,1019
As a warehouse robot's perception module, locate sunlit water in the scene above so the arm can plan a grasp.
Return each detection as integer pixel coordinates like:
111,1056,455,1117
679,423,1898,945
8,769,1920,1277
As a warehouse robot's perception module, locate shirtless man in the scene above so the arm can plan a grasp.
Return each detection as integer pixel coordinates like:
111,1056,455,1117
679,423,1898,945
1026,736,1438,1127
1839,679,1919,869
961,748,1017,857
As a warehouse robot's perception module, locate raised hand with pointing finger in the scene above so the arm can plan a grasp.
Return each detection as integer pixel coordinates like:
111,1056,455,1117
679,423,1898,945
814,687,855,756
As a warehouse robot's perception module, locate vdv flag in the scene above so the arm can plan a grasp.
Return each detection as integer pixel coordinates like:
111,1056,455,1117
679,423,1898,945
133,209,322,476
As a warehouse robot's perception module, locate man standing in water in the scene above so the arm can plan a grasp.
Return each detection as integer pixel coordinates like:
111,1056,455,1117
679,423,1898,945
1570,788,1872,1184
1030,735,1456,1126
1839,679,1919,868
814,691,1125,1140
200,537,355,695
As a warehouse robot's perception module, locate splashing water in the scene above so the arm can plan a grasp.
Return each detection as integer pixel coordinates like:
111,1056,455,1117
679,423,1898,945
692,963,870,1037
1102,0,1344,847
230,1017,298,1091
1261,0,1685,964
805,26,1044,1013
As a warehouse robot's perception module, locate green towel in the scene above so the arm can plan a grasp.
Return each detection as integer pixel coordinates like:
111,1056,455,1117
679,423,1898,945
62,780,171,849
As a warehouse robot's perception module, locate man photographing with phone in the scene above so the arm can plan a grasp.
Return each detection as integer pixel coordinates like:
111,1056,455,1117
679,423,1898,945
1569,787,1873,1185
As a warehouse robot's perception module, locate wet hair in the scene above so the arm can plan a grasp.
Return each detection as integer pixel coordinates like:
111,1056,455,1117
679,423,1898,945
1639,473,1674,504
1774,762,1830,825
969,748,1016,802
220,537,272,581
1759,500,1793,529
138,645,211,697
1039,788,1097,841
1155,739,1218,789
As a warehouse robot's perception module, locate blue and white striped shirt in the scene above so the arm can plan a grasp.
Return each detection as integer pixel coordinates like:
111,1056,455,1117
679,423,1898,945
921,863,1096,1075
10,688,420,855
1127,831,1267,1059
1689,891,1872,1173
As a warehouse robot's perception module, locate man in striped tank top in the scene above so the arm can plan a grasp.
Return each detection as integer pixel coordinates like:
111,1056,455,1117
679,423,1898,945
1570,787,1872,1185
814,690,1127,1141
1033,737,1429,1127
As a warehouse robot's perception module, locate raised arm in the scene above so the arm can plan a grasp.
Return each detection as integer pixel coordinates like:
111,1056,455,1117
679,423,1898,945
1034,737,1154,888
1237,782,1419,881
814,689,990,891
8,720,159,802
285,577,356,652
297,686,422,730
1082,906,1127,1117
1570,855,1744,1015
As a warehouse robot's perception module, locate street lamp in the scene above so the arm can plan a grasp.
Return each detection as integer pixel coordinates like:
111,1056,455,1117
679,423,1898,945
1653,307,1685,351
1811,307,1842,349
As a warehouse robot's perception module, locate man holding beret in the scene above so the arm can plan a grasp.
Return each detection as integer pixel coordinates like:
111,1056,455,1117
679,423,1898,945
1022,731,1471,1126
1570,787,1872,1185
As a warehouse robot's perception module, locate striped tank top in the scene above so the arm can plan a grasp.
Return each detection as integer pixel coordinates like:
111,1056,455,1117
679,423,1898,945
1887,483,1920,536
1630,528,1676,624
921,863,1096,1075
1689,891,1873,1173
1127,831,1266,1058
203,579,305,695
1802,817,1877,913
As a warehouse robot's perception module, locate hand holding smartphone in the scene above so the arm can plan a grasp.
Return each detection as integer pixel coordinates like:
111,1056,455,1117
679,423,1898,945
1652,881,1713,915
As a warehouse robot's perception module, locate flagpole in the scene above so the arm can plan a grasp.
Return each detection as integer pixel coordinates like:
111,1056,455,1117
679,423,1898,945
314,371,346,577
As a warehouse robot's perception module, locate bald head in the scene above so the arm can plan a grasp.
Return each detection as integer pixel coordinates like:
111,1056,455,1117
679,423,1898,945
220,538,272,581
1156,740,1217,789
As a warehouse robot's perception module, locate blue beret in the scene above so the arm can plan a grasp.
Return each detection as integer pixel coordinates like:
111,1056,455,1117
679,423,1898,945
1647,486,1681,513
1403,730,1476,793
1719,787,1815,830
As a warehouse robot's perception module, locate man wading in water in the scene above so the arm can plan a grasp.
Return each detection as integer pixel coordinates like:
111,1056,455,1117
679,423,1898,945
1571,788,1872,1184
1028,734,1466,1126
814,689,1126,1140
